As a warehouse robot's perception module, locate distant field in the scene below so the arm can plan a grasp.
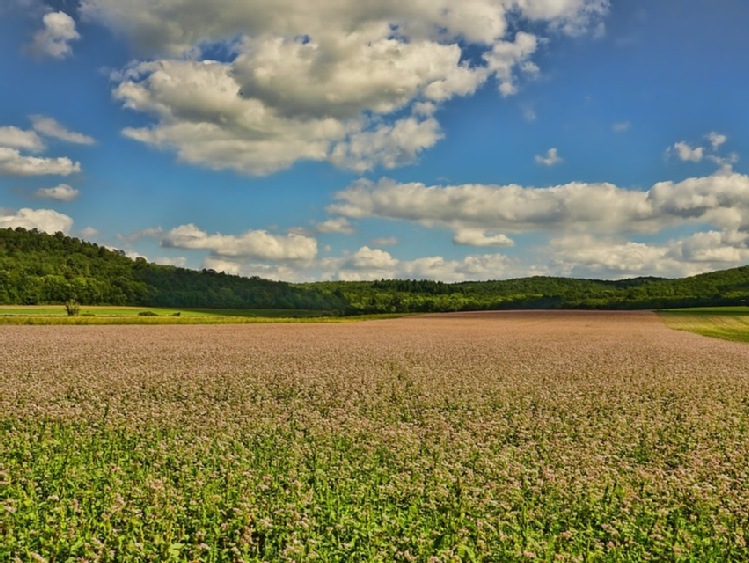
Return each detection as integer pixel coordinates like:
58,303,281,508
658,306,749,343
0,306,345,324
3,310,749,560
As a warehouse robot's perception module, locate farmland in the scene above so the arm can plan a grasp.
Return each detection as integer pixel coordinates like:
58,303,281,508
2,311,749,561
0,306,351,325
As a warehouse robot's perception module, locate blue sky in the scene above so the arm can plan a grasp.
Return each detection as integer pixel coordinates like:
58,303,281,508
1,0,748,281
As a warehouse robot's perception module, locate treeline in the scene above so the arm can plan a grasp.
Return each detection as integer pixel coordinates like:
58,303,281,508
305,269,749,314
0,228,345,310
3,227,749,313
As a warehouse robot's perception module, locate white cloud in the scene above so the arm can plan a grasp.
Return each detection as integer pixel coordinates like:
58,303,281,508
535,147,563,166
333,174,749,235
453,228,514,247
313,218,354,234
668,133,735,173
0,207,73,233
399,254,518,282
319,245,531,282
670,141,703,162
0,126,44,152
321,246,399,280
0,147,80,176
27,11,80,59
31,115,95,145
550,229,749,279
35,183,79,201
483,31,538,96
162,223,317,262
202,256,307,282
329,177,654,233
329,114,444,172
328,173,749,278
81,1,608,56
612,121,630,133
95,0,608,175
348,246,399,269
706,132,727,150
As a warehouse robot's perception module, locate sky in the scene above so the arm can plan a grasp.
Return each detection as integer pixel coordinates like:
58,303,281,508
1,0,749,282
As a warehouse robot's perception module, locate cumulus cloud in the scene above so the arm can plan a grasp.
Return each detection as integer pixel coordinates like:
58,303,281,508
0,118,89,176
95,0,608,174
670,141,704,163
321,246,399,281
31,115,95,145
0,147,80,176
453,228,514,247
0,207,73,233
202,256,307,282
348,246,399,269
398,253,519,282
668,133,736,173
535,147,563,166
550,229,749,279
329,115,445,172
313,218,354,234
317,245,532,282
331,174,749,236
326,173,749,277
0,126,44,152
706,132,727,150
329,177,653,233
35,183,79,201
483,31,538,96
162,223,317,262
27,11,80,59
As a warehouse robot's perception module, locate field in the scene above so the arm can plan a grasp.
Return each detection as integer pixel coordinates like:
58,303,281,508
658,307,749,344
2,311,749,561
0,306,347,325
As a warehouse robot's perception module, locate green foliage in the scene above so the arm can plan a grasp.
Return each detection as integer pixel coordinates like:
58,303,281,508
64,299,80,316
307,269,749,314
0,228,345,311
3,227,749,314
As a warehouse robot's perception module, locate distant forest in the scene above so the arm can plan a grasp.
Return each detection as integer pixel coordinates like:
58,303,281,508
2,227,749,313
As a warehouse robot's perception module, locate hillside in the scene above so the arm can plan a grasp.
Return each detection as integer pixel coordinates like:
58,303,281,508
307,268,749,314
2,227,749,312
0,228,344,311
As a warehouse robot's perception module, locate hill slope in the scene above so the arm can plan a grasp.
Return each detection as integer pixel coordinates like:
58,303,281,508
0,228,343,310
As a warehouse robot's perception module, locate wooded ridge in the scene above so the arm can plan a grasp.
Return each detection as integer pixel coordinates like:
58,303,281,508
2,227,748,313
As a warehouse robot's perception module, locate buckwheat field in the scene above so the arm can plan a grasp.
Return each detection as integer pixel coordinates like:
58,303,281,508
3,311,749,561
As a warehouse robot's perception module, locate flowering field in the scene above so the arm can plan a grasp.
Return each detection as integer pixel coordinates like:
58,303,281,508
2,311,749,561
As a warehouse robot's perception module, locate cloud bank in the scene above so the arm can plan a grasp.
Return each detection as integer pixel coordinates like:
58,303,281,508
85,0,609,174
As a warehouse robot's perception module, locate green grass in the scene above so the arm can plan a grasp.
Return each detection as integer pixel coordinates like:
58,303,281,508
0,306,374,324
658,307,749,343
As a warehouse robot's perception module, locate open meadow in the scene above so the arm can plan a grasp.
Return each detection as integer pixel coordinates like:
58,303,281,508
2,311,749,561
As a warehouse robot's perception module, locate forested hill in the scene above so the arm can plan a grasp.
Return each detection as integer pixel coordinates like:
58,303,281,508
0,228,344,310
2,227,749,312
306,267,749,313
